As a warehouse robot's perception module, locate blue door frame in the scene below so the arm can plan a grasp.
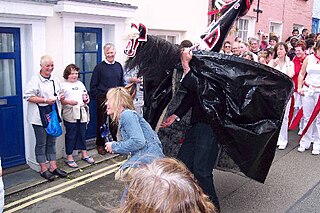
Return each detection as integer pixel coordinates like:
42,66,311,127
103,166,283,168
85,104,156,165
75,27,102,139
0,27,26,168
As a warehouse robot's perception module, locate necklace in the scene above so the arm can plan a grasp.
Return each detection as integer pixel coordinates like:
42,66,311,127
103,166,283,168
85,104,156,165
314,53,320,64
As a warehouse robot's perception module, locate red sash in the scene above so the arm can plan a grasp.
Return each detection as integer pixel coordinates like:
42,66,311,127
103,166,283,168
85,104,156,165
298,95,320,141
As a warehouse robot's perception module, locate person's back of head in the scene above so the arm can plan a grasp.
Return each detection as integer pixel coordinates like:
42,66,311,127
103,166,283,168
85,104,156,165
117,157,216,213
269,35,279,43
305,38,315,49
180,40,193,48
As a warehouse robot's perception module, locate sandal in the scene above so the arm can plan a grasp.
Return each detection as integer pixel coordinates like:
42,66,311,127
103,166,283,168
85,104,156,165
82,156,95,164
65,160,78,168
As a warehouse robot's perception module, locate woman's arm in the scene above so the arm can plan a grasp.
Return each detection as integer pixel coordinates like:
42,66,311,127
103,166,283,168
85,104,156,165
109,111,146,154
297,56,308,96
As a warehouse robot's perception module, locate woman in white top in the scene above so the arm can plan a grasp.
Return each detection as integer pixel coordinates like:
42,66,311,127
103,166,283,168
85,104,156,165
61,64,93,168
297,40,320,155
24,55,67,181
268,42,294,150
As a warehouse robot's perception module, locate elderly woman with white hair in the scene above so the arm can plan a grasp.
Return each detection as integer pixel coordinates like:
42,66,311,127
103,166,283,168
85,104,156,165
23,55,67,181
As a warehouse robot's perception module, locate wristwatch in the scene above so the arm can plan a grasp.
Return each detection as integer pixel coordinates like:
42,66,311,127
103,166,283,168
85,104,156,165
175,115,181,122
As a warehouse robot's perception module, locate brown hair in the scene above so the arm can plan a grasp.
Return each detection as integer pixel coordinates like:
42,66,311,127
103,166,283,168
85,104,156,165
273,42,289,59
63,64,80,79
295,40,307,51
106,87,135,124
116,158,217,213
180,40,193,48
269,35,279,43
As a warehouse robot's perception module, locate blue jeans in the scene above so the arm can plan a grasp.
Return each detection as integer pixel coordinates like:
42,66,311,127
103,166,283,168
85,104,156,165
64,120,87,155
177,123,220,209
32,124,57,163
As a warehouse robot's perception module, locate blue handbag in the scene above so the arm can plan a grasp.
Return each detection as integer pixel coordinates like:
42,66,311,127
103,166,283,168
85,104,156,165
46,104,62,137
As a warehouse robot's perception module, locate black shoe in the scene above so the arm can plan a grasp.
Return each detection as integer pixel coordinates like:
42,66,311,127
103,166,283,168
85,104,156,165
40,170,55,181
51,168,68,178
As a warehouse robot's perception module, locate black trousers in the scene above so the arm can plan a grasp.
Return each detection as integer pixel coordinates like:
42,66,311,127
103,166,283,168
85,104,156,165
177,122,220,209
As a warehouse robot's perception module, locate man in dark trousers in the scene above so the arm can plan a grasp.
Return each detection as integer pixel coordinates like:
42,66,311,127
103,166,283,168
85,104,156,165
90,43,124,155
160,47,220,211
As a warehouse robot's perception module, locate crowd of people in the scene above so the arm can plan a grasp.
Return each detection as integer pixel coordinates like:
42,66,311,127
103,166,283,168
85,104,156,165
5,27,317,212
219,29,320,155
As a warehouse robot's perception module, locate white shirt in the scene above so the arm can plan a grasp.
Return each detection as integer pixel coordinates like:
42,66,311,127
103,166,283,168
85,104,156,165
61,81,87,106
61,81,90,122
305,55,320,87
23,73,63,125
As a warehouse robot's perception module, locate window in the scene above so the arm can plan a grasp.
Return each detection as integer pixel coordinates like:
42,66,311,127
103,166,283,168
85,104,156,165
0,32,16,96
75,27,102,87
312,18,320,34
74,27,102,140
269,22,283,40
237,19,249,42
148,30,180,44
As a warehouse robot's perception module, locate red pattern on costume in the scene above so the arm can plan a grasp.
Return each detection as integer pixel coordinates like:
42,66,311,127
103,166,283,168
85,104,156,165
299,96,320,141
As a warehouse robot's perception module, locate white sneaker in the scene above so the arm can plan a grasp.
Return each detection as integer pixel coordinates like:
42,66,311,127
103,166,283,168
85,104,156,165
312,150,320,155
278,145,286,150
297,147,306,152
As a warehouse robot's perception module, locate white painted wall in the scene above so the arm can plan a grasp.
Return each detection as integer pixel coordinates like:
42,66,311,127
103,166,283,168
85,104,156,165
122,0,209,44
1,0,209,170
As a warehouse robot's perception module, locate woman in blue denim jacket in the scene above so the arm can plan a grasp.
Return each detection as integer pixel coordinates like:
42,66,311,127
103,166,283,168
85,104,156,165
105,87,164,181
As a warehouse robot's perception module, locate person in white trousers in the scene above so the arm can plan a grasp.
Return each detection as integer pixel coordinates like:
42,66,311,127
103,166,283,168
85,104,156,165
268,42,294,150
297,40,320,155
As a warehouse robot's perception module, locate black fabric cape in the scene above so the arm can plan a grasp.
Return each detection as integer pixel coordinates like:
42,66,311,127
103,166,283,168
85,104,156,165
125,31,293,183
145,51,293,183
190,51,293,182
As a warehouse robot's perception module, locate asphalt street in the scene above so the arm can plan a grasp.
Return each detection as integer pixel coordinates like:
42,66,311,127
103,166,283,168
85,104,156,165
3,129,320,213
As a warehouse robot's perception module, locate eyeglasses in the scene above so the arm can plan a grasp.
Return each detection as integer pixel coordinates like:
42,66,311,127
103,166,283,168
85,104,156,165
262,35,268,38
225,46,231,48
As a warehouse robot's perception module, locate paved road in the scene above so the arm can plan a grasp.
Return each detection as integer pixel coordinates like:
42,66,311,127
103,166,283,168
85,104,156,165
4,129,320,213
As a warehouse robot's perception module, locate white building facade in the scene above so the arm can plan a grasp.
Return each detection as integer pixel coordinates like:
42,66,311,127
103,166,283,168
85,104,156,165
0,0,209,170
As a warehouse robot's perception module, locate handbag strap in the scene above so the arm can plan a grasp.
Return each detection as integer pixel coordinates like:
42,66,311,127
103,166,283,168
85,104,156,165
36,79,57,106
51,80,57,96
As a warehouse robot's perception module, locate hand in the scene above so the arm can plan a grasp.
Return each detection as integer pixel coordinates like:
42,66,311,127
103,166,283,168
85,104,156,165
105,142,114,153
160,114,178,128
59,90,65,101
59,94,65,101
130,77,142,83
82,94,90,104
68,100,78,106
46,98,56,105
297,88,305,96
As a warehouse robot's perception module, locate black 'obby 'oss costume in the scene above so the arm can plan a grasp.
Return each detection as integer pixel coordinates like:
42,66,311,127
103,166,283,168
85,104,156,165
124,0,293,183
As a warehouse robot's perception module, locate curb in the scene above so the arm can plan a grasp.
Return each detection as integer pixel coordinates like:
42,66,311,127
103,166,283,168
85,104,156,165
3,152,121,196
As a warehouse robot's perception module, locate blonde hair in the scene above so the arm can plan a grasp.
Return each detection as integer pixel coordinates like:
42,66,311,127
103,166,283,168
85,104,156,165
106,87,135,124
116,158,217,213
